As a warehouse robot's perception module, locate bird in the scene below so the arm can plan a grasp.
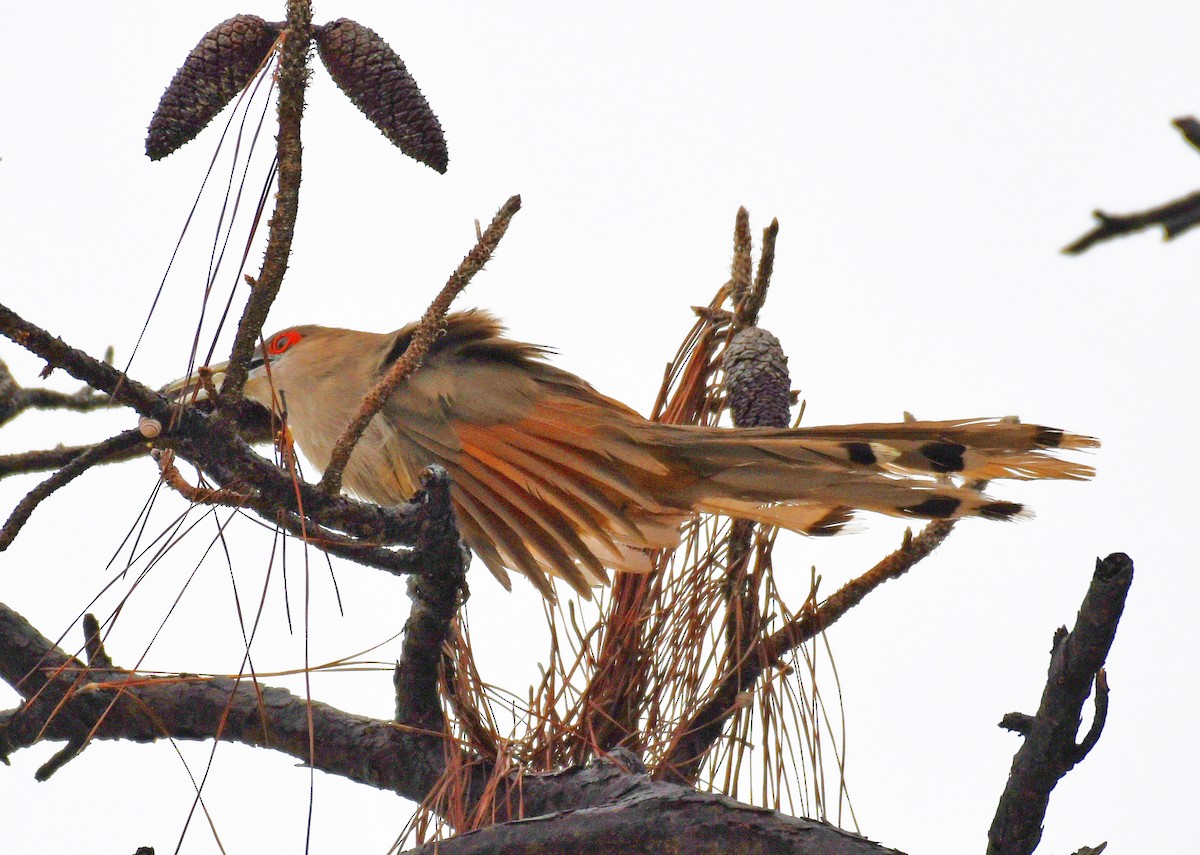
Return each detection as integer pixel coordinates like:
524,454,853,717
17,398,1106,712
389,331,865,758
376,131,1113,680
171,310,1097,598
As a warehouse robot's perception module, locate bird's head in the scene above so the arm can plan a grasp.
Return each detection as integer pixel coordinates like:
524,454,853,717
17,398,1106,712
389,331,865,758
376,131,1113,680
162,325,351,414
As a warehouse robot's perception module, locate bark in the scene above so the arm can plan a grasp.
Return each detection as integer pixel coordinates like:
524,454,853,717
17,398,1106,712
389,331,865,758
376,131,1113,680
1063,117,1200,253
0,597,903,853
403,766,903,855
987,553,1133,855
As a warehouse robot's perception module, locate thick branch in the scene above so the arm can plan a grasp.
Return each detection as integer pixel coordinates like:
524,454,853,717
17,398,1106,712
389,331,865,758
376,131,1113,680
403,755,904,855
0,304,449,577
1,473,466,790
393,466,468,731
1,601,900,855
0,599,447,795
986,552,1133,855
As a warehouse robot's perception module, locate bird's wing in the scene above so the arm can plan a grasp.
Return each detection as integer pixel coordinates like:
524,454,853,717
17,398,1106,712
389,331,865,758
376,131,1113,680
379,317,679,598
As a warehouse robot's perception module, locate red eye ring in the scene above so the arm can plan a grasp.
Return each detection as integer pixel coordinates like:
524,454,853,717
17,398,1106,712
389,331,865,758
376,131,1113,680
267,330,302,356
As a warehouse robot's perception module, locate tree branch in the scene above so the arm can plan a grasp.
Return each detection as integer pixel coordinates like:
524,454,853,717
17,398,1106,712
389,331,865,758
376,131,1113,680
1061,191,1200,254
403,754,905,855
0,358,113,427
218,0,311,404
0,303,454,579
393,466,468,732
0,441,150,480
1063,116,1200,254
0,598,448,794
319,194,522,496
1,599,904,855
986,552,1133,855
0,430,147,551
762,519,956,663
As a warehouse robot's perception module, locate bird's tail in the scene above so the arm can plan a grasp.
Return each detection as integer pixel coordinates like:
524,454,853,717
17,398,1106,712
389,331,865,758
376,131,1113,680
636,416,1097,535
449,394,1097,594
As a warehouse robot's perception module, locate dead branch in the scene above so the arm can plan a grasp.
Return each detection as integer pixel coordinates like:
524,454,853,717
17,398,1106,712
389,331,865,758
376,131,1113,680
1062,191,1200,254
0,358,113,427
0,304,458,572
1063,117,1200,253
0,598,444,794
0,440,150,481
986,552,1133,855
0,430,146,552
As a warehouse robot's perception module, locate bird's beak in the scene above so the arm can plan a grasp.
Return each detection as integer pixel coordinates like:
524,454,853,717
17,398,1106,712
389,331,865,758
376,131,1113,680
161,353,267,402
161,360,230,402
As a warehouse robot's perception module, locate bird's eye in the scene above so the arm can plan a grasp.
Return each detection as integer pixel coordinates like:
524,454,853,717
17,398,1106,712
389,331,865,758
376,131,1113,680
267,330,302,356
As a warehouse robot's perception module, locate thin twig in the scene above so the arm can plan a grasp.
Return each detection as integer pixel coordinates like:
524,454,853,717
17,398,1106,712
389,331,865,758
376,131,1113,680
0,359,112,427
763,520,956,663
1061,192,1200,254
0,441,146,480
0,430,146,552
1063,116,1200,254
319,194,522,496
1172,115,1200,151
736,217,779,329
728,207,753,309
81,614,113,670
155,449,257,506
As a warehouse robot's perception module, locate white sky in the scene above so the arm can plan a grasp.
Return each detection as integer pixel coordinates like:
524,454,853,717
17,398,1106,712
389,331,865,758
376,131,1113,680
2,3,1198,852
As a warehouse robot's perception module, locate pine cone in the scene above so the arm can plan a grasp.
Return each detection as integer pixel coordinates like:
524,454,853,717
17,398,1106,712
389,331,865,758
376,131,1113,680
315,19,448,173
723,326,792,429
146,15,282,160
